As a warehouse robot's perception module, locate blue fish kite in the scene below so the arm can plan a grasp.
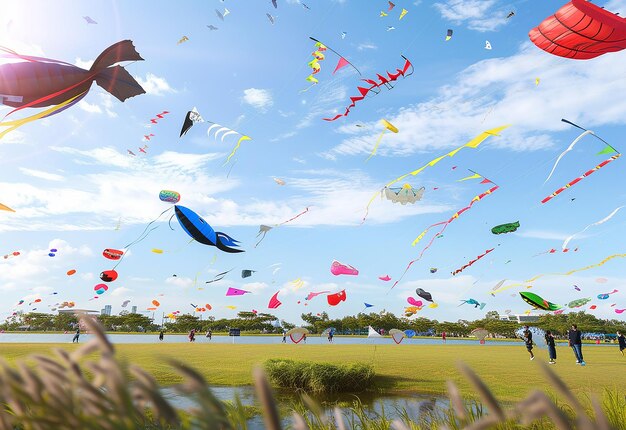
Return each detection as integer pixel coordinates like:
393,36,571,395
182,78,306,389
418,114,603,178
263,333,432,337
174,205,243,253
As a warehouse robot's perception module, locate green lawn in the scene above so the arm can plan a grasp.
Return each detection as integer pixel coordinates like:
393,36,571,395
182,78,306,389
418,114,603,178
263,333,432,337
0,342,623,402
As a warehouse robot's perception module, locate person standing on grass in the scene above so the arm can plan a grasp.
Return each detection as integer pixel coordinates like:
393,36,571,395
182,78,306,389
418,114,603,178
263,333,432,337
188,329,196,343
523,326,534,360
72,328,80,343
282,332,287,343
159,330,164,341
617,331,625,356
569,324,585,365
545,330,557,364
206,329,212,340
442,331,447,343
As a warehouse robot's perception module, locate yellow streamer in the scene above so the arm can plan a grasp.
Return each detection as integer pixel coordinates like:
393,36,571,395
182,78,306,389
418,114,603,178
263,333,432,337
224,135,251,165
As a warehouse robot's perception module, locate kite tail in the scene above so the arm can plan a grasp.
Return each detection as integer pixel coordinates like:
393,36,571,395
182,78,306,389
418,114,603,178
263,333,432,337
90,40,145,102
224,135,251,165
366,129,386,162
215,232,245,253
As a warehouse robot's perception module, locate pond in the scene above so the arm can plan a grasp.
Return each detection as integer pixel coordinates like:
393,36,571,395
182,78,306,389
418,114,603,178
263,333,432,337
160,384,450,430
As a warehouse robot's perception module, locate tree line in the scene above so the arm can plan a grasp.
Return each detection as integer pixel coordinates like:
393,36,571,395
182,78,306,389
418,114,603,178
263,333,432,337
2,310,624,337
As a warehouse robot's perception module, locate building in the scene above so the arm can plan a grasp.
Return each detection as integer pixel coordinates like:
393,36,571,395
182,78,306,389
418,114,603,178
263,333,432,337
499,314,540,323
131,306,137,314
101,305,112,316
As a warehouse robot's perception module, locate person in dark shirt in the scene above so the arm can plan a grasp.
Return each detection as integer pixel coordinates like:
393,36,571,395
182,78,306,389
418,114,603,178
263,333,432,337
568,324,585,365
523,326,534,360
158,330,164,341
545,330,557,364
617,331,626,356
72,328,80,343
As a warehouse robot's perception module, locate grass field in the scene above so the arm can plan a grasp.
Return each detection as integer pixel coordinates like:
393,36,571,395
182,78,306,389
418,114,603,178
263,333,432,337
1,342,623,402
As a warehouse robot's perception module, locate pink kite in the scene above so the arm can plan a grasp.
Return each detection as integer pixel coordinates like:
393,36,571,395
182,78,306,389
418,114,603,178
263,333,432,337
379,275,391,281
330,260,359,276
226,287,251,296
268,291,281,309
407,297,422,307
305,291,330,300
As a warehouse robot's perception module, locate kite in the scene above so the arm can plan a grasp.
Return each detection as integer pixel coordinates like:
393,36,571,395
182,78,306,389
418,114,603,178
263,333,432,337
542,156,621,202
596,277,608,283
268,291,282,309
273,178,286,186
616,309,625,314
471,328,489,343
529,0,626,60
574,285,581,291
430,268,437,273
83,16,97,24
491,221,519,235
515,327,547,348
159,190,181,204
534,247,579,256
48,248,57,257
404,306,421,317
452,248,494,275
324,55,412,121
415,288,433,302
3,251,20,259
389,329,405,344
205,269,232,284
598,290,618,300
271,0,277,8
380,11,388,17
66,269,76,276
330,260,358,276
102,249,123,260
121,300,130,308
379,275,391,281
445,29,453,41
387,27,395,32
368,326,382,338
305,291,330,300
367,119,399,161
365,126,509,223
362,303,374,311
407,297,422,307
0,203,15,212
383,184,425,205
562,206,624,250
388,1,395,11
404,330,416,338
519,292,561,311
266,13,275,25
303,37,361,92
255,225,273,247
100,270,118,283
321,327,336,337
177,36,189,45
485,41,492,50
175,205,243,253
94,284,108,295
179,107,204,137
151,249,163,254
493,254,626,294
207,25,218,31
226,287,251,296
341,32,347,39
459,299,486,309
291,278,304,289
286,327,309,343
241,269,255,278
568,298,591,308
327,290,346,306
151,300,160,307
215,9,229,21
0,40,145,139
205,121,252,164
399,8,408,20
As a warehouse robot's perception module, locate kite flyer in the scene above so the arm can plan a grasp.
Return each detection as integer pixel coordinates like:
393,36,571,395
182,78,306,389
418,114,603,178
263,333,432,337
545,330,557,364
523,326,534,360
72,328,80,343
569,324,585,366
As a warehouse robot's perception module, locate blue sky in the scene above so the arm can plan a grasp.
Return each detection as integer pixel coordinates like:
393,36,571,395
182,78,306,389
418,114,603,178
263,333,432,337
1,0,626,324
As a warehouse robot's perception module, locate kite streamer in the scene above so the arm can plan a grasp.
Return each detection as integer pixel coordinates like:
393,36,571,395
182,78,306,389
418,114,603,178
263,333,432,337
392,181,499,288
324,56,413,121
492,253,626,294
562,205,624,250
364,125,509,222
544,129,594,183
452,248,494,275
541,154,621,203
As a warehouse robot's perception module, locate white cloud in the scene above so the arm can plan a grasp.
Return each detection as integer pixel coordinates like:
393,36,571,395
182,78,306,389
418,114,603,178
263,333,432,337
111,287,134,297
434,0,509,32
78,100,103,114
0,130,26,144
604,0,626,15
135,73,174,96
19,168,64,182
327,43,626,158
74,57,94,70
357,43,377,51
165,276,195,288
242,88,273,110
